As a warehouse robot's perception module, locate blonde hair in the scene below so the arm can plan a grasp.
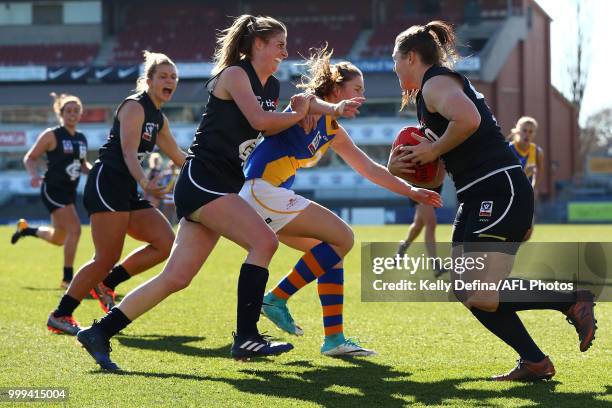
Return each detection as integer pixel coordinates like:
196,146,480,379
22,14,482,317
135,50,177,93
297,45,362,98
212,14,286,75
50,92,82,124
513,116,538,133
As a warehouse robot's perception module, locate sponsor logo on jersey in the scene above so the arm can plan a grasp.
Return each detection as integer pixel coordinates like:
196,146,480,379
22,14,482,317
62,140,74,153
479,201,493,217
142,122,158,141
256,96,277,110
238,136,260,164
79,142,87,159
308,131,322,155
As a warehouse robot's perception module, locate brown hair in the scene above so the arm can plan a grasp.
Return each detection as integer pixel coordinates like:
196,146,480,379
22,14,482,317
297,45,362,98
50,92,82,123
212,14,287,75
135,50,177,93
395,21,458,109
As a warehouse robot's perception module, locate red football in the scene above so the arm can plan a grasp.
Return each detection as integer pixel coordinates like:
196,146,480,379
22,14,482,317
392,126,440,186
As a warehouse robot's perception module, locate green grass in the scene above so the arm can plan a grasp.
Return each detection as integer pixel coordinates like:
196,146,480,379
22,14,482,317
0,224,610,407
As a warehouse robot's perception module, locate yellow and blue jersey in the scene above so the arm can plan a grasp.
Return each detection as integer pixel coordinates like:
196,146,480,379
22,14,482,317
244,109,339,188
509,141,537,180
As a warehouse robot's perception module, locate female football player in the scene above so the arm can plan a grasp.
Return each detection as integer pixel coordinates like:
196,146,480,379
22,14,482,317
46,51,186,336
76,15,364,370
388,20,596,381
508,116,543,241
241,47,441,356
13,93,91,288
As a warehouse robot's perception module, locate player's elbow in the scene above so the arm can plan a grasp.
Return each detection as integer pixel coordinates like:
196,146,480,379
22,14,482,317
465,112,481,133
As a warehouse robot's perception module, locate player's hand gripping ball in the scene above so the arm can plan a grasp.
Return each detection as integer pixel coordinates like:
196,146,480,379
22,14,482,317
392,126,440,186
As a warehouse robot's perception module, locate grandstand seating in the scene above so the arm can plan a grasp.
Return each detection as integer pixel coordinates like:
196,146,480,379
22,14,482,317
111,3,362,62
0,44,99,66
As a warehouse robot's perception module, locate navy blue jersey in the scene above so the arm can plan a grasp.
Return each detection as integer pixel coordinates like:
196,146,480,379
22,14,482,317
416,65,519,190
44,126,87,190
98,91,164,177
188,59,280,192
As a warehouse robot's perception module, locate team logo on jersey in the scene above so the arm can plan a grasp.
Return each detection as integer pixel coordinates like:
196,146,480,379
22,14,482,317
308,131,322,155
286,197,298,210
79,142,87,159
142,122,158,141
62,140,74,153
65,160,81,181
479,201,493,217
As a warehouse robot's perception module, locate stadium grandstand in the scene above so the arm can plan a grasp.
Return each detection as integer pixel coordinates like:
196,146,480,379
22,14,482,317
0,0,609,225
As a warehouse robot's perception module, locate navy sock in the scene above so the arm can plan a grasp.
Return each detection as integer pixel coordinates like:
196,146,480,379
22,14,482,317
236,263,269,337
53,294,80,317
102,265,131,290
22,227,38,237
95,307,132,338
63,267,73,282
471,307,546,362
498,278,575,313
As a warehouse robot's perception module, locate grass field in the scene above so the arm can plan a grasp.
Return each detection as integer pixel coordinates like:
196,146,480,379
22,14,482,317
0,224,610,407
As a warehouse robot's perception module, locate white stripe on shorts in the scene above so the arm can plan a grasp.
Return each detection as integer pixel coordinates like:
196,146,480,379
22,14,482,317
456,164,521,194
187,160,228,196
96,164,116,212
473,170,515,234
43,183,65,208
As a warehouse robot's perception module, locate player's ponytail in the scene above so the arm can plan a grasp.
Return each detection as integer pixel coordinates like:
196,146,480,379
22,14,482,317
212,14,286,75
395,20,458,68
297,45,362,98
50,92,82,124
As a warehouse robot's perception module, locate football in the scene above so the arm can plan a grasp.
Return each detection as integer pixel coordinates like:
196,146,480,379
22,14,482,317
392,126,441,187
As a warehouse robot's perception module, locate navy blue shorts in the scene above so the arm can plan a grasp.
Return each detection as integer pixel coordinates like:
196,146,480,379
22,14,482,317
83,162,152,216
40,182,76,213
452,166,533,254
174,158,241,221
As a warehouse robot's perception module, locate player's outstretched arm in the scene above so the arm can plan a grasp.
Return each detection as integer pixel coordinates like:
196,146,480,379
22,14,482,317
332,127,442,207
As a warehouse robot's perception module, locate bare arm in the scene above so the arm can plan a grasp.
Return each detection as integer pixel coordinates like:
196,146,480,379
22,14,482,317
156,115,187,167
533,145,544,190
217,67,307,133
24,129,55,187
118,101,165,197
405,75,481,164
332,127,442,207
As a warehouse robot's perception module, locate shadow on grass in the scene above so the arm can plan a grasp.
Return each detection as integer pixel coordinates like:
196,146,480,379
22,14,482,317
105,355,610,407
116,334,231,359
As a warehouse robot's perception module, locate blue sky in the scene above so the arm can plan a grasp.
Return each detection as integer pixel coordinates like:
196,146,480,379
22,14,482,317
536,0,610,123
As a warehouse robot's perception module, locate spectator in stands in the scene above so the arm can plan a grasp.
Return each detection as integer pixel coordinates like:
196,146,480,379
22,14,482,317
508,116,543,241
46,51,186,338
12,93,91,288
